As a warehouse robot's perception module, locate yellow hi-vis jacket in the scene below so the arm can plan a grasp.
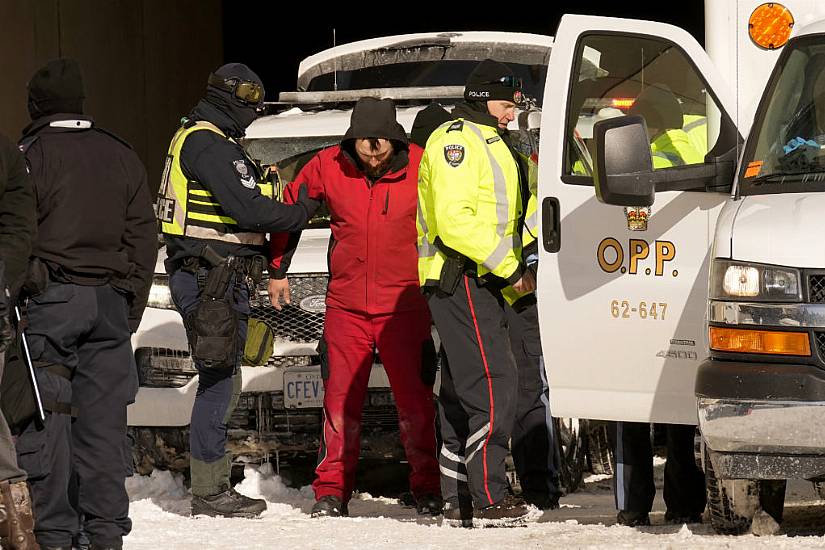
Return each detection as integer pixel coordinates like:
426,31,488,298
156,121,274,245
682,114,709,158
417,118,524,303
650,128,704,169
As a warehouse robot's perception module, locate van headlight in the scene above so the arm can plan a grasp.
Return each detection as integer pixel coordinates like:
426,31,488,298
147,274,176,310
710,259,800,302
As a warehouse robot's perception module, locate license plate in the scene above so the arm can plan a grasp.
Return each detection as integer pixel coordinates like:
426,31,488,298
283,369,325,408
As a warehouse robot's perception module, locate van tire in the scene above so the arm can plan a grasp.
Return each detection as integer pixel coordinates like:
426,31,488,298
705,448,785,535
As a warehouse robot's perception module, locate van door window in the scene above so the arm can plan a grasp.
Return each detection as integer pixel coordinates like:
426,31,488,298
562,34,735,185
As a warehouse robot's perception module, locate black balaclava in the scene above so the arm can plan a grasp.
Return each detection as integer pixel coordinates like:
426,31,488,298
27,58,85,120
204,63,265,132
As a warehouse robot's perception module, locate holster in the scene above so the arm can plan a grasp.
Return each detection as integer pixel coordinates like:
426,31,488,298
434,237,469,296
192,256,238,370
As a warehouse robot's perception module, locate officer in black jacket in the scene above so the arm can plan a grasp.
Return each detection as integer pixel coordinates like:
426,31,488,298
157,63,316,518
16,58,157,550
0,132,38,549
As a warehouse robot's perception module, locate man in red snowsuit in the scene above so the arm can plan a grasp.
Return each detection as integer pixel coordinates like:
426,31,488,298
268,98,441,517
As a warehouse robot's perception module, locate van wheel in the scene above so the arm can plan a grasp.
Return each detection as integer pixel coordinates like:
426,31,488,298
705,449,785,534
554,417,586,494
586,421,615,476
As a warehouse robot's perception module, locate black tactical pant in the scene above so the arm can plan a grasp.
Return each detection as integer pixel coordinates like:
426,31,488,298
507,302,561,502
428,276,517,509
169,267,247,498
611,421,706,517
16,281,136,549
0,355,27,484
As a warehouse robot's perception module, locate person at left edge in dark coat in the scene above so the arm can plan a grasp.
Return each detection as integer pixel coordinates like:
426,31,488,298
15,58,157,550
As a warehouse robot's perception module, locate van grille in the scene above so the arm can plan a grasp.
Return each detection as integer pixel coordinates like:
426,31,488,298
809,275,825,303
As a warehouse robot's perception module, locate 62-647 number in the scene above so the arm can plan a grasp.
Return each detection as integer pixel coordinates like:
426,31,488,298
610,300,668,320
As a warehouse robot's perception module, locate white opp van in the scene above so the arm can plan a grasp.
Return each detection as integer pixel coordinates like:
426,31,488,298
535,1,825,534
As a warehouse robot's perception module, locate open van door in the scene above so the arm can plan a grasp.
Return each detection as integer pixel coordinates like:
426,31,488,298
537,15,741,424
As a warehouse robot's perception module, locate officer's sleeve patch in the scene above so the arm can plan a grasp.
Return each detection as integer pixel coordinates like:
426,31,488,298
444,144,465,168
233,159,257,189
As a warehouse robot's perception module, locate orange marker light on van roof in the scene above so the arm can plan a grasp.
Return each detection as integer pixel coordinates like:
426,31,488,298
749,3,794,50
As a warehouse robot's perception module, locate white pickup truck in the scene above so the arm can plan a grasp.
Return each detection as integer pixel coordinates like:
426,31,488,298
127,31,553,478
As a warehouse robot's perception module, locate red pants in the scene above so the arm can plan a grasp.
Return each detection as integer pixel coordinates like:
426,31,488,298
313,307,440,502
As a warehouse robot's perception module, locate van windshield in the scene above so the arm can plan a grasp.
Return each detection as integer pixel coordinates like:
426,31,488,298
740,38,825,195
244,137,339,228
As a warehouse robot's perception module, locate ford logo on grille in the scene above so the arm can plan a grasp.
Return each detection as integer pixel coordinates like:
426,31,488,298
299,295,327,314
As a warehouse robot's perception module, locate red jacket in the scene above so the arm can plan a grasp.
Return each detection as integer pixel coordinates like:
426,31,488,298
270,144,428,316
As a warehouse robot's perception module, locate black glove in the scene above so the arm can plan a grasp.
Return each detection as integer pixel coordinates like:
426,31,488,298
295,184,321,222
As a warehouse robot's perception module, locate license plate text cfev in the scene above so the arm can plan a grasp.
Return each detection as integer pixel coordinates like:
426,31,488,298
283,369,324,408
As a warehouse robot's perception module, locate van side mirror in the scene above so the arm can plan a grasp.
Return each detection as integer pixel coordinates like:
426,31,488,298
593,115,655,207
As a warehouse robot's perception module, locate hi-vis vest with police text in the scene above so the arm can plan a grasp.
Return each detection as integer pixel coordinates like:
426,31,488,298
156,121,274,245
417,118,524,304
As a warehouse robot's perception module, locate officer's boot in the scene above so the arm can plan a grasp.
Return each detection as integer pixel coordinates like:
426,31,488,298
0,480,39,549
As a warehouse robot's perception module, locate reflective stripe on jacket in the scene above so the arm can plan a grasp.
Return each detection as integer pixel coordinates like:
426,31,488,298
417,118,523,302
156,121,274,245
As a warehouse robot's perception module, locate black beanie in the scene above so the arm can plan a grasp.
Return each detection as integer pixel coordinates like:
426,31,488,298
463,59,524,105
27,58,85,119
342,97,408,144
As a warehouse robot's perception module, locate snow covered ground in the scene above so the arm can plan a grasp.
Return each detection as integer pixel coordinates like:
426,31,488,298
122,462,825,549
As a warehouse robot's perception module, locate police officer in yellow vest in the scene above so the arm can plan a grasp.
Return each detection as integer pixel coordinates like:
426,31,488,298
157,63,316,518
611,84,707,527
418,59,535,526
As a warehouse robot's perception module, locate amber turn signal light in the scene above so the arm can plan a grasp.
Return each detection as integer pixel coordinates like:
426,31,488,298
710,327,810,356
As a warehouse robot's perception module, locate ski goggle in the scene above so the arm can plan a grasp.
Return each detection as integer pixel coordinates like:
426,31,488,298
487,75,524,89
208,73,265,107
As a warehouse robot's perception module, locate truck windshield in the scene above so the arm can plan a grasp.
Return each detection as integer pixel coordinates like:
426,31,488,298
740,37,825,195
244,136,339,228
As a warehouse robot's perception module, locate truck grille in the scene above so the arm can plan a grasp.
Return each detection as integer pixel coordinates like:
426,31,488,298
137,347,315,388
816,332,825,363
251,273,327,343
810,275,825,303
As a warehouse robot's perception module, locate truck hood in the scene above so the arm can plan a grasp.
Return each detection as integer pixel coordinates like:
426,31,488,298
731,193,825,268
297,31,553,91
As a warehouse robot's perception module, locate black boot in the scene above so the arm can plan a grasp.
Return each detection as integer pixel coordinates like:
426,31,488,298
442,499,473,528
191,485,267,518
474,495,532,527
415,494,443,515
617,510,651,527
310,495,348,518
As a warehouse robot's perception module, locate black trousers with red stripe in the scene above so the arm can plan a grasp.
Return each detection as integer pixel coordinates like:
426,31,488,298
427,276,518,509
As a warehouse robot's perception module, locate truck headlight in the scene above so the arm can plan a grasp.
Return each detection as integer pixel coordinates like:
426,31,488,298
147,274,176,310
710,260,800,302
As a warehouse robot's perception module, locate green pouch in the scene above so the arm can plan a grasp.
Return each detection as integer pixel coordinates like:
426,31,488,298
243,318,274,366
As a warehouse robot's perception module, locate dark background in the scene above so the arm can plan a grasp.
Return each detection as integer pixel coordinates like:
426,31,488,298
0,1,704,191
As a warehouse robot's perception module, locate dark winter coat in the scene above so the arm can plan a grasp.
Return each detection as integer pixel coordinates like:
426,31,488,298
0,133,36,292
20,114,157,331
